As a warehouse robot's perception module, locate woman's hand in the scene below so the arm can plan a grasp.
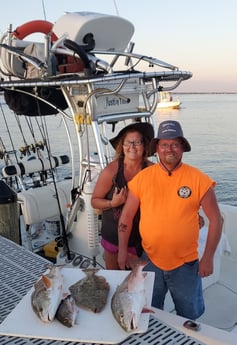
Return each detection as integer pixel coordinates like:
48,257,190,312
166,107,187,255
111,186,127,207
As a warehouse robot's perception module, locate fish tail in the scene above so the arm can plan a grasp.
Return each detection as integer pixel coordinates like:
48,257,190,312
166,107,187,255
42,275,52,288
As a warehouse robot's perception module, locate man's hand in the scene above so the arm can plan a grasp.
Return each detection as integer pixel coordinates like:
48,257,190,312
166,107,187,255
125,253,141,270
199,255,214,277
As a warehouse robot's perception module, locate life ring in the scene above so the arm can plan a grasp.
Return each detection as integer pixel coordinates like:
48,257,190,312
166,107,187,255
11,19,84,75
12,20,58,41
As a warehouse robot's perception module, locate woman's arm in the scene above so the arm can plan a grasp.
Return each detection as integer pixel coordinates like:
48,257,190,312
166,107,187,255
118,191,140,269
91,162,127,210
91,166,114,210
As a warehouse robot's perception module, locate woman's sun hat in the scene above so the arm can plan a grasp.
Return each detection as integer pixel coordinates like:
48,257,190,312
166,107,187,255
110,122,154,150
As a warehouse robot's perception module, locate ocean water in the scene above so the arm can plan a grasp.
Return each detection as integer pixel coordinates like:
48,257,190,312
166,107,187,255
155,93,237,206
1,93,237,206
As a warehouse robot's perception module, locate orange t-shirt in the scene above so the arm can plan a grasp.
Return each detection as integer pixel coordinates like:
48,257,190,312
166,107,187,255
128,163,216,270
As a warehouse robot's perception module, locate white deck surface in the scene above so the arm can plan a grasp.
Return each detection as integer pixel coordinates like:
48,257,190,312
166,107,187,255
197,255,237,331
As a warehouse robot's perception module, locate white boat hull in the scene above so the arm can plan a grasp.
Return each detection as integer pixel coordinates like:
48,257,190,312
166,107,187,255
157,100,181,109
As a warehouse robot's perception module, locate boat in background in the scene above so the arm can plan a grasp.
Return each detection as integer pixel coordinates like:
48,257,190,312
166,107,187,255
157,91,181,109
0,10,237,345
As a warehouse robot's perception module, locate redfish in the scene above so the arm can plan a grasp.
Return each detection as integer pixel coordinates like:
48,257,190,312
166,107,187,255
31,265,63,322
111,261,151,332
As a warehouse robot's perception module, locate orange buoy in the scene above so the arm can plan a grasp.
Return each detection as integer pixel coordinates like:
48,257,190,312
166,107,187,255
12,20,58,41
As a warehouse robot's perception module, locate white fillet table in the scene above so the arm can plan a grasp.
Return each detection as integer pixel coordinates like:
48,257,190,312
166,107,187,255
0,235,231,345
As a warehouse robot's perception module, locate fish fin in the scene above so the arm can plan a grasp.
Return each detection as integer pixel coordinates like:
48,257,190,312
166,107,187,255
82,268,99,275
42,275,52,288
142,307,155,313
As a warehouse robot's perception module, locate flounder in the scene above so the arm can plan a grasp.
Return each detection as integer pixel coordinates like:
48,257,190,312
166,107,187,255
69,268,110,313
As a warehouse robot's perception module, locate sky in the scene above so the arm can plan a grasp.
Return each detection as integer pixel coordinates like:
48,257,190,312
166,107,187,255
0,0,236,93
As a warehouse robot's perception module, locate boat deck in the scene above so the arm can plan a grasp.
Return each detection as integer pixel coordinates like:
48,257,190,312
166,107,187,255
198,255,237,331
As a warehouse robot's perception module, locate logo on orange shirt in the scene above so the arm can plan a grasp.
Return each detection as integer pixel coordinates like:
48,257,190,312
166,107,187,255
177,186,192,198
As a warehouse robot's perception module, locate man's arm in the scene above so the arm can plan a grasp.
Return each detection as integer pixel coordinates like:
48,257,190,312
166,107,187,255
118,191,140,269
199,187,223,277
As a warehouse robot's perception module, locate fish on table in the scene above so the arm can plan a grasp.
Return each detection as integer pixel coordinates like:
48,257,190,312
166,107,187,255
55,294,79,328
31,265,64,323
111,261,153,332
69,268,110,313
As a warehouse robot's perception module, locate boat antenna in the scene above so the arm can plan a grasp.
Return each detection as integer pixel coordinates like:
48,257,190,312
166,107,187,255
113,0,120,16
41,0,47,20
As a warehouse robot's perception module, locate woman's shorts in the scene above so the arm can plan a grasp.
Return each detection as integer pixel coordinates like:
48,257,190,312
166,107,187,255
101,238,137,255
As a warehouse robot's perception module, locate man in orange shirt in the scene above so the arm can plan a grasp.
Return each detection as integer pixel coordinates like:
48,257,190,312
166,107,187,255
118,120,222,319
